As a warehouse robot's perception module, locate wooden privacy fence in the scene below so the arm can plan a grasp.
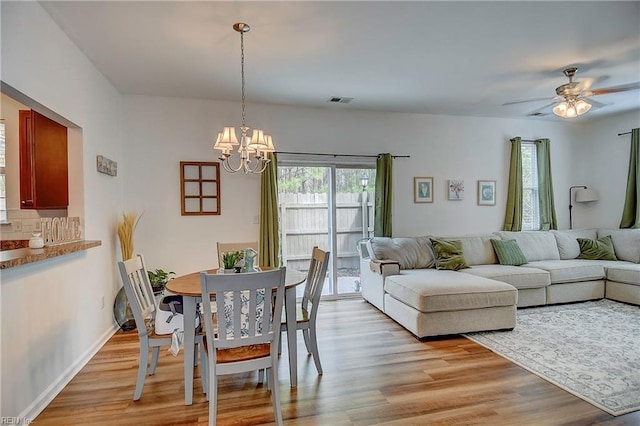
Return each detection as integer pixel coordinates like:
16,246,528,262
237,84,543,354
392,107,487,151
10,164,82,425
279,193,373,271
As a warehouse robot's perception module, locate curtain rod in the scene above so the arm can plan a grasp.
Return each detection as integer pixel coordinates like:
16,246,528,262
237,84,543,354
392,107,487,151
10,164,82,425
275,151,410,159
618,131,632,136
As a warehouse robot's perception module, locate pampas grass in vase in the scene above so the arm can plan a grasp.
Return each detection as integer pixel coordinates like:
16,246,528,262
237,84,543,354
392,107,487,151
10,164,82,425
117,211,142,261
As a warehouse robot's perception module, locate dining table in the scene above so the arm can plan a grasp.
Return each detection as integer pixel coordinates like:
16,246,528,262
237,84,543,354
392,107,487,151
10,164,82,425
165,267,306,405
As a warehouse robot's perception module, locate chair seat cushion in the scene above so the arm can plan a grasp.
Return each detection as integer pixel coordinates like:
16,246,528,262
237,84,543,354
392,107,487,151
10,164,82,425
461,264,550,289
204,342,271,363
526,260,605,284
384,269,516,313
607,264,640,286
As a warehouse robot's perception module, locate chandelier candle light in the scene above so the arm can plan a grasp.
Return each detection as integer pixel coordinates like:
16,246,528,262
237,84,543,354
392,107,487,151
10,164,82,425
214,23,275,174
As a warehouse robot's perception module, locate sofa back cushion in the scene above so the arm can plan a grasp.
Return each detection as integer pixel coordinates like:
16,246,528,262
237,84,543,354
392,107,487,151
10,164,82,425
369,236,434,269
437,234,497,266
597,229,640,263
551,229,598,259
495,231,560,262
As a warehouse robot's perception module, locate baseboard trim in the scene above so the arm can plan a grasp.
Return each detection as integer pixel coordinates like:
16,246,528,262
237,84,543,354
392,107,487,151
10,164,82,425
21,323,119,422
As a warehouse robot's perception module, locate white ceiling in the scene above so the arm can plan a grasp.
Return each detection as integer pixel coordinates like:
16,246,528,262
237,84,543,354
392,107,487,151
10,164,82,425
40,1,640,122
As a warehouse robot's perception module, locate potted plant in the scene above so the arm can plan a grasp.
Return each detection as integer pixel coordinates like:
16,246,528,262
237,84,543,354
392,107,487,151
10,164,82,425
147,268,176,294
222,251,243,273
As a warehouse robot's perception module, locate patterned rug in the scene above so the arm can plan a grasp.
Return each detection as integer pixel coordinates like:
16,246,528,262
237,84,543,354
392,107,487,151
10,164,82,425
464,299,640,416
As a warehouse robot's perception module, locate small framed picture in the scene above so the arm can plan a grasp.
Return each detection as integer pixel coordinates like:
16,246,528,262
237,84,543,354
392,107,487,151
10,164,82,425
477,180,496,206
448,179,464,201
414,177,433,203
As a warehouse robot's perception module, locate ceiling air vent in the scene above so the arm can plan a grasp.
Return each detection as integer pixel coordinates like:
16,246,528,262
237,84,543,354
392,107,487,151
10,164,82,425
328,96,353,104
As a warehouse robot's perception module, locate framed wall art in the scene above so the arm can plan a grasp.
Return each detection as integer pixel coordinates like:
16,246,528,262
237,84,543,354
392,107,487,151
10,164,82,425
96,155,117,176
477,180,496,206
448,179,464,201
414,177,434,203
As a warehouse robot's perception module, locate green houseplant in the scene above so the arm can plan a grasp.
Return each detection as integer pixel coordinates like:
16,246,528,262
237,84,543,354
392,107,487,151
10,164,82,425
147,268,176,294
222,251,243,273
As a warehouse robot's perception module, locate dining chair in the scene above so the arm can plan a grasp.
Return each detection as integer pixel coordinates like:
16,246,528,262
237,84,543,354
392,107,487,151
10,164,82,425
216,241,259,269
280,246,329,375
117,254,205,401
200,268,286,426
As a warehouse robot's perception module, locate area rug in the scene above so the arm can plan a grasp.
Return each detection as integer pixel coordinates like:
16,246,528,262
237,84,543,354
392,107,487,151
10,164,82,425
464,299,640,416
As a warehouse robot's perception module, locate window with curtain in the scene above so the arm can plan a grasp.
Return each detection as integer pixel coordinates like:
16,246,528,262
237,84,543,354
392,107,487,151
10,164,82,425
505,138,556,232
521,142,540,230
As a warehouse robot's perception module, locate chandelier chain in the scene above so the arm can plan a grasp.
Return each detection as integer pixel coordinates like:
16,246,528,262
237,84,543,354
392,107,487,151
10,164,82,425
240,30,246,129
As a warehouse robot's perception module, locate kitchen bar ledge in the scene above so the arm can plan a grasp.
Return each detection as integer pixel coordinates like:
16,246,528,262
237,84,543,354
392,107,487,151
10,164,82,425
0,240,101,269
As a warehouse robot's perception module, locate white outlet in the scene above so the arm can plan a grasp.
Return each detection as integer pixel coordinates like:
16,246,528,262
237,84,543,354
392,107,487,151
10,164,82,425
253,215,259,224
101,296,105,310
12,220,22,232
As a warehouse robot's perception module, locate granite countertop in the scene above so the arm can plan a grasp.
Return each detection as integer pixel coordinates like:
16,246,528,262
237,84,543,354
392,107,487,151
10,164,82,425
0,240,102,269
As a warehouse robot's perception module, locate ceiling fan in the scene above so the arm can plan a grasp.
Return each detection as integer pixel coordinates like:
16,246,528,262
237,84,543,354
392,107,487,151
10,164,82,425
503,67,640,118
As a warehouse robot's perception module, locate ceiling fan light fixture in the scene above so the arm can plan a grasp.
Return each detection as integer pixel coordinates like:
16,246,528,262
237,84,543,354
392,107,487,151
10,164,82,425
575,99,592,115
553,101,568,117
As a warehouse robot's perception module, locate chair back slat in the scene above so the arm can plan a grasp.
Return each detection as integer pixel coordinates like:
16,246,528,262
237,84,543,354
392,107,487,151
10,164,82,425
117,255,157,337
201,268,286,350
301,247,330,317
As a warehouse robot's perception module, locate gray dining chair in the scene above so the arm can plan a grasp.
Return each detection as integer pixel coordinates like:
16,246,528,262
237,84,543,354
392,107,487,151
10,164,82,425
200,267,286,426
280,246,329,375
117,254,205,401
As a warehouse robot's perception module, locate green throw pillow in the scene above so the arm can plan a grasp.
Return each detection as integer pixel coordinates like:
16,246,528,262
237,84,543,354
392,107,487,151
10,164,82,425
490,239,527,266
429,238,469,271
577,235,618,261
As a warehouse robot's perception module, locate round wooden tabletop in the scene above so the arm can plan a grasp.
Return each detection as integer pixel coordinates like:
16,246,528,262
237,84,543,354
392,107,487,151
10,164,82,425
165,268,306,297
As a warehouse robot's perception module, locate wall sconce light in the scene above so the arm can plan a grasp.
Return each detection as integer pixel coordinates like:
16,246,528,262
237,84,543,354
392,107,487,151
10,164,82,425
569,186,598,229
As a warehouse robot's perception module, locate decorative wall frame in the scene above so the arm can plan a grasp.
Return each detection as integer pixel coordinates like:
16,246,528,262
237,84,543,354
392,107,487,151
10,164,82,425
477,180,496,206
96,155,117,176
414,177,434,203
448,179,464,201
180,161,220,215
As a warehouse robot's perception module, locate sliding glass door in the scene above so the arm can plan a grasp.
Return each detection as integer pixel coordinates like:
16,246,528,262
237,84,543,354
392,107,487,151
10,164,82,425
278,164,375,298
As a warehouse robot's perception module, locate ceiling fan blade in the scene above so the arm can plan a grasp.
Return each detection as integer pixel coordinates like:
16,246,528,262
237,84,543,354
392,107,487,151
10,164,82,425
573,77,595,91
586,98,608,109
525,102,557,117
585,82,640,96
502,96,556,106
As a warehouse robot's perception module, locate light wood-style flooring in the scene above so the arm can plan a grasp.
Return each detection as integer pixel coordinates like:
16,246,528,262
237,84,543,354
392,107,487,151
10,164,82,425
34,299,639,425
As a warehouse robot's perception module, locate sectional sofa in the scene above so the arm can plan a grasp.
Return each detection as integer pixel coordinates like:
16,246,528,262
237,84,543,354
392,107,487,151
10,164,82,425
357,229,640,339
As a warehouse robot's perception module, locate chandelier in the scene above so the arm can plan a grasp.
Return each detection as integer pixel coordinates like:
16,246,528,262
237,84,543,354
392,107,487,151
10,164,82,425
214,23,274,174
552,97,592,118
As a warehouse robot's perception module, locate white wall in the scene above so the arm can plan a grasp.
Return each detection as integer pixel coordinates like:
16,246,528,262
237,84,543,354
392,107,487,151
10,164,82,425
124,95,581,277
572,110,640,229
1,1,634,420
1,2,124,419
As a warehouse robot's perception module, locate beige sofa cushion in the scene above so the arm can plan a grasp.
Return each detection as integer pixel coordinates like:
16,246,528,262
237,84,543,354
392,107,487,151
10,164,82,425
369,236,434,269
526,260,605,284
384,269,517,313
495,231,560,262
551,229,598,259
461,264,550,289
607,264,640,286
597,229,640,263
437,234,498,266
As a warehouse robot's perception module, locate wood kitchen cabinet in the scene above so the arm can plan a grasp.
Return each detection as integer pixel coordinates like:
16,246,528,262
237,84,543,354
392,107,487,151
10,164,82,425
19,110,69,209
